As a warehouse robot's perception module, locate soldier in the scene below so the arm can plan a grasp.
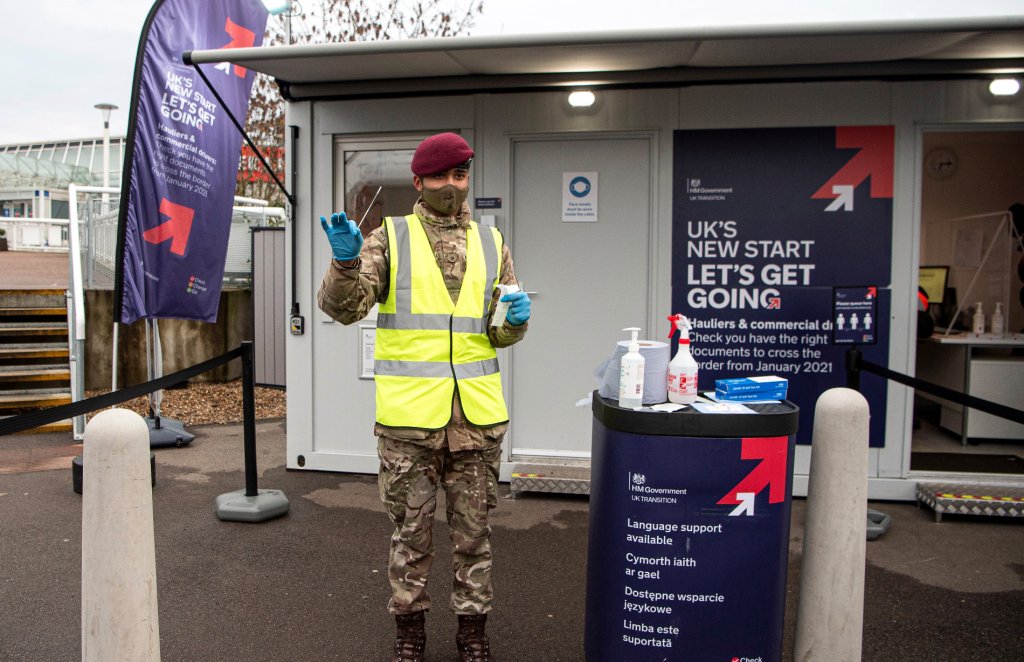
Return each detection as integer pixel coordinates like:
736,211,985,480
318,132,530,662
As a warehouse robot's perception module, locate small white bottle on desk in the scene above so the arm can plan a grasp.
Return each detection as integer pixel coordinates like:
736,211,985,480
972,302,986,336
491,283,521,327
991,302,1005,337
618,327,645,409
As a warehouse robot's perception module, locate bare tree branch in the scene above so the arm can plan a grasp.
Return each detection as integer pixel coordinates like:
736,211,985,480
236,0,484,204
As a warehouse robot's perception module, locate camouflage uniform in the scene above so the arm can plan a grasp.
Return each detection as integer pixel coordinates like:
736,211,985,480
318,199,527,616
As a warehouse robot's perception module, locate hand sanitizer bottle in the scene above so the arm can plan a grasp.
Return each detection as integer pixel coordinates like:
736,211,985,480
972,302,985,336
991,302,1005,337
618,327,645,409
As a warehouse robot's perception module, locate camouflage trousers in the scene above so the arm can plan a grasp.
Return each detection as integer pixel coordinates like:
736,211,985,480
378,436,501,616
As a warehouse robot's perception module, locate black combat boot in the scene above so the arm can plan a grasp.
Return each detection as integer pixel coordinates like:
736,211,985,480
456,614,494,662
390,611,426,662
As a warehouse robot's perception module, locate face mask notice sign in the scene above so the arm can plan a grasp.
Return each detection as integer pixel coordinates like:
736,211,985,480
562,171,598,222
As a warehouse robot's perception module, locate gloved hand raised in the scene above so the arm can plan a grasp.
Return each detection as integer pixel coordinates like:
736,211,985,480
502,290,531,326
319,212,363,261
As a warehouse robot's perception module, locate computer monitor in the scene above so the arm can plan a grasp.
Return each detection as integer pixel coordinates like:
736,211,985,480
918,266,949,305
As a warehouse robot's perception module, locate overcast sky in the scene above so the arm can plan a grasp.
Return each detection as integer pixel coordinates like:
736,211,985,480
2,0,1021,144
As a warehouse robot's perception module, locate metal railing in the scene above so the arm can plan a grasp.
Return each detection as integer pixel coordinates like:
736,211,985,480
0,217,71,251
68,185,118,437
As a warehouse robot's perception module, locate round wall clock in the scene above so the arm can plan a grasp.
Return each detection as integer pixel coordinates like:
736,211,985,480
925,147,958,180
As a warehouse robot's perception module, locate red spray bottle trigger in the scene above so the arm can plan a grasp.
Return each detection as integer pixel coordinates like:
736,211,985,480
667,313,687,340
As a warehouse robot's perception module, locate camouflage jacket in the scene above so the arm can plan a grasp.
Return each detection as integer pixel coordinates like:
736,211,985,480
317,199,528,451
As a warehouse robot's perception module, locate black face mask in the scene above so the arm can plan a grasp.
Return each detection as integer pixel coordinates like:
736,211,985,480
421,184,468,217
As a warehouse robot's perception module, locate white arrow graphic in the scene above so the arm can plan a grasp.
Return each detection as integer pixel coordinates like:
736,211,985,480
728,492,756,517
824,184,854,212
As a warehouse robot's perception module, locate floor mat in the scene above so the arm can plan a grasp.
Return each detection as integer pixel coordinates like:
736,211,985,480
911,452,1024,474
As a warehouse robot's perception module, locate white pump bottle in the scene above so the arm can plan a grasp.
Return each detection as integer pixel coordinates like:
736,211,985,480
667,314,699,404
973,302,986,335
991,302,1005,337
618,327,645,409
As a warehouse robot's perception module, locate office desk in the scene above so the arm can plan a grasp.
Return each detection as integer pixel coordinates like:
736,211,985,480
915,333,1024,445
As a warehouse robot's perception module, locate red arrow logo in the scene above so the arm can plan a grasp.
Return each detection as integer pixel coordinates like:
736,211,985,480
143,198,194,256
220,17,257,78
767,297,781,309
717,436,789,506
811,126,894,201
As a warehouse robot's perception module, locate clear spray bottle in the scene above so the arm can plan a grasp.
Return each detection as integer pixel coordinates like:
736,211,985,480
618,327,645,409
667,314,699,404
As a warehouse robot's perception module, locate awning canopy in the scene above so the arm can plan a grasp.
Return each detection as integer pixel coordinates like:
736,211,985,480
184,17,1024,101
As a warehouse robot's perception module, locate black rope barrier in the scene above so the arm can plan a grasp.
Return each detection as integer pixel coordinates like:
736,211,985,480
0,345,245,437
845,346,1024,426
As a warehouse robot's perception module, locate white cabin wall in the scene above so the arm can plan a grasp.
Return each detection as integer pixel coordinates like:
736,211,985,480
476,88,680,357
287,77,1024,496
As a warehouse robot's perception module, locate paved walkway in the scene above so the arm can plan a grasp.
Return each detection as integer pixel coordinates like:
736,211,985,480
0,441,82,474
0,250,69,289
1,420,1022,661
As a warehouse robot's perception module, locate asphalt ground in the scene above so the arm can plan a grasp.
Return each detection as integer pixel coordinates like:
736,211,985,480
1,420,1022,662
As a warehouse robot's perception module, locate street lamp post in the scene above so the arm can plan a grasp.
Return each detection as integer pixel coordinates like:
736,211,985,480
94,103,118,213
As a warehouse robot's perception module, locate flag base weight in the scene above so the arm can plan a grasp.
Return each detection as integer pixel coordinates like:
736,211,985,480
146,416,194,448
215,488,290,523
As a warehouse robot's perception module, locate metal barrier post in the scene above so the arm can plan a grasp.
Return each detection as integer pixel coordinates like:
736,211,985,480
845,346,861,390
214,341,289,522
242,340,258,497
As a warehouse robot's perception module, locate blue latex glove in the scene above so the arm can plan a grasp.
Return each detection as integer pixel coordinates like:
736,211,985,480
319,212,363,261
502,290,531,326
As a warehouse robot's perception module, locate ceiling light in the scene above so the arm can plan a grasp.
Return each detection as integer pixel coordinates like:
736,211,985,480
567,90,596,108
989,78,1021,96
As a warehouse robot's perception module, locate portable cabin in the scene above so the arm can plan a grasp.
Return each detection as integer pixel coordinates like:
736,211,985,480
190,17,1024,499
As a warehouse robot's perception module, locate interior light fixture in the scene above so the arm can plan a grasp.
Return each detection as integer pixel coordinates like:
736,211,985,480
989,78,1021,96
567,90,596,108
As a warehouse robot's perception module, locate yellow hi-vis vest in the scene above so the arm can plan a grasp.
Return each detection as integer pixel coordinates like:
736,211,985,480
374,214,508,429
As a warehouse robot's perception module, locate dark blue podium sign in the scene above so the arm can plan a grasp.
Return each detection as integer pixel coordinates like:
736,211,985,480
585,397,799,662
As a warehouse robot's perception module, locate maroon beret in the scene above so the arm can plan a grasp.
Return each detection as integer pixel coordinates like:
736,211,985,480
411,132,474,176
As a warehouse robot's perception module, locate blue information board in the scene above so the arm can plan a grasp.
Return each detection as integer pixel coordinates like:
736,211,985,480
672,127,894,446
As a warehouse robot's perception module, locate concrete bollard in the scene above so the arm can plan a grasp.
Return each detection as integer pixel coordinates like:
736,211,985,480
794,387,869,662
81,409,161,662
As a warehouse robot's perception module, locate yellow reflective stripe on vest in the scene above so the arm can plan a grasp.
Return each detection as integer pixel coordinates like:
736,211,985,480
374,214,507,428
